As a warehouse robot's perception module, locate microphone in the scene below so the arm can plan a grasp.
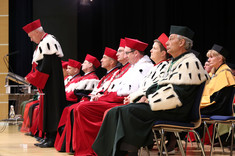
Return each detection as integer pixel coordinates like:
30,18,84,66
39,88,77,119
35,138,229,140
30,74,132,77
6,51,19,56
3,51,19,72
3,51,21,94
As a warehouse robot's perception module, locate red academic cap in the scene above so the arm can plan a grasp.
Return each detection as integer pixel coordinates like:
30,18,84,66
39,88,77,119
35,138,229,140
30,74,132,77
62,61,68,69
68,59,82,69
158,33,168,49
125,38,148,52
119,38,126,48
104,47,117,61
85,54,101,68
22,19,41,34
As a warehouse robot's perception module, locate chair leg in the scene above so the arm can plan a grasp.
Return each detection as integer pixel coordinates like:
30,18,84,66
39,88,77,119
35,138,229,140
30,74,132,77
139,147,143,156
174,132,186,156
152,129,161,153
152,129,168,155
192,130,206,156
138,146,150,156
187,132,194,147
230,123,234,156
159,129,169,156
192,132,200,149
215,123,224,152
205,123,213,147
159,129,164,156
145,146,150,156
184,132,189,153
202,121,206,148
210,123,218,156
202,121,212,149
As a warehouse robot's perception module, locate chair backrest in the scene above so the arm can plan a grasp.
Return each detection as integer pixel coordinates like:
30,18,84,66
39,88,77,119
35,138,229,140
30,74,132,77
189,81,206,127
226,86,235,116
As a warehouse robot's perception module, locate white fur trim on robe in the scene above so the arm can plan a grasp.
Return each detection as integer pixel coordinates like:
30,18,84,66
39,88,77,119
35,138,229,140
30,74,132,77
65,83,77,92
73,79,99,91
129,61,169,103
148,84,182,110
158,53,209,86
90,70,119,96
147,53,209,111
107,55,153,96
32,34,64,63
64,76,72,86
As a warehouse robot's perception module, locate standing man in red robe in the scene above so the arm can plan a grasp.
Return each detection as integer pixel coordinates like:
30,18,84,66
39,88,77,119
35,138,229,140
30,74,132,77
23,19,66,148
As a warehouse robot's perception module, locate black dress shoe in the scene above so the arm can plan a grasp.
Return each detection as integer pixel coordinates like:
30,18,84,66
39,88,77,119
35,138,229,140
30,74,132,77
38,140,54,148
34,139,46,146
38,138,45,142
25,132,33,136
35,137,41,141
35,137,45,142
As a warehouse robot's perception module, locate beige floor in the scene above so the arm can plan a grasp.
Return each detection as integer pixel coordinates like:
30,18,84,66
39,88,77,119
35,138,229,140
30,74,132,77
0,121,233,156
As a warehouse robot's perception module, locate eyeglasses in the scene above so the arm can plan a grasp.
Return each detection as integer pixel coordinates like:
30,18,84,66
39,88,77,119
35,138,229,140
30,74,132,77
125,50,135,55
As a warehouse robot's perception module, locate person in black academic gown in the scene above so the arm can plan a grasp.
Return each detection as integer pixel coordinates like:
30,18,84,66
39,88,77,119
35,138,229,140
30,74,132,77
23,19,66,148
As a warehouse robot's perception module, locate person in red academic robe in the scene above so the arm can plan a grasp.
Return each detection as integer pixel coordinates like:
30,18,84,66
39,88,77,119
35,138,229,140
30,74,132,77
62,61,69,79
64,59,82,104
54,47,120,152
29,104,40,135
72,38,153,156
62,61,72,86
54,54,101,152
56,40,129,154
20,100,39,133
23,19,66,148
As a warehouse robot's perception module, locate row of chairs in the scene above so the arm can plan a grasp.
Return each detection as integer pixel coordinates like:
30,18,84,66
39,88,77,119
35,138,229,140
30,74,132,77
202,87,235,156
141,83,235,156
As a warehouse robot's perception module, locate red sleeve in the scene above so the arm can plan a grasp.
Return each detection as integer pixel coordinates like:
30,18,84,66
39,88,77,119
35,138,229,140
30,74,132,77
66,90,78,102
98,92,126,103
26,68,49,89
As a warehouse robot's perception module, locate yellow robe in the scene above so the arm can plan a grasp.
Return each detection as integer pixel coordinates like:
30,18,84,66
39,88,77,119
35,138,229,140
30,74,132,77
200,64,235,108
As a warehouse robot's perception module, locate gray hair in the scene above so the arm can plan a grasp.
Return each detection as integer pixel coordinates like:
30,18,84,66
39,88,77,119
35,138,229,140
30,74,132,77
177,35,193,51
35,26,44,32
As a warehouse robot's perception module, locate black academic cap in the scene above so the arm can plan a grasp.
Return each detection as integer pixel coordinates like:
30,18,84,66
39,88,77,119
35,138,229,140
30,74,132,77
170,25,195,40
211,44,229,58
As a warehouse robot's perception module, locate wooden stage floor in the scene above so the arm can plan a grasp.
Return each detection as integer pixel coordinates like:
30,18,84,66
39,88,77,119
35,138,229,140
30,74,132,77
0,121,234,156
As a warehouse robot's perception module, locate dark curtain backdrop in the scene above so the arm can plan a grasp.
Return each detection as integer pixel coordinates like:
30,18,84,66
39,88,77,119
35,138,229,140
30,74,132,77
9,0,33,76
10,0,235,78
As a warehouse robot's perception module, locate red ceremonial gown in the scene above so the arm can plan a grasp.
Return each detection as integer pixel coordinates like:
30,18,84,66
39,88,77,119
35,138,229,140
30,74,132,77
20,100,39,133
54,67,120,152
30,104,40,135
71,64,132,155
65,74,82,102
54,71,99,151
